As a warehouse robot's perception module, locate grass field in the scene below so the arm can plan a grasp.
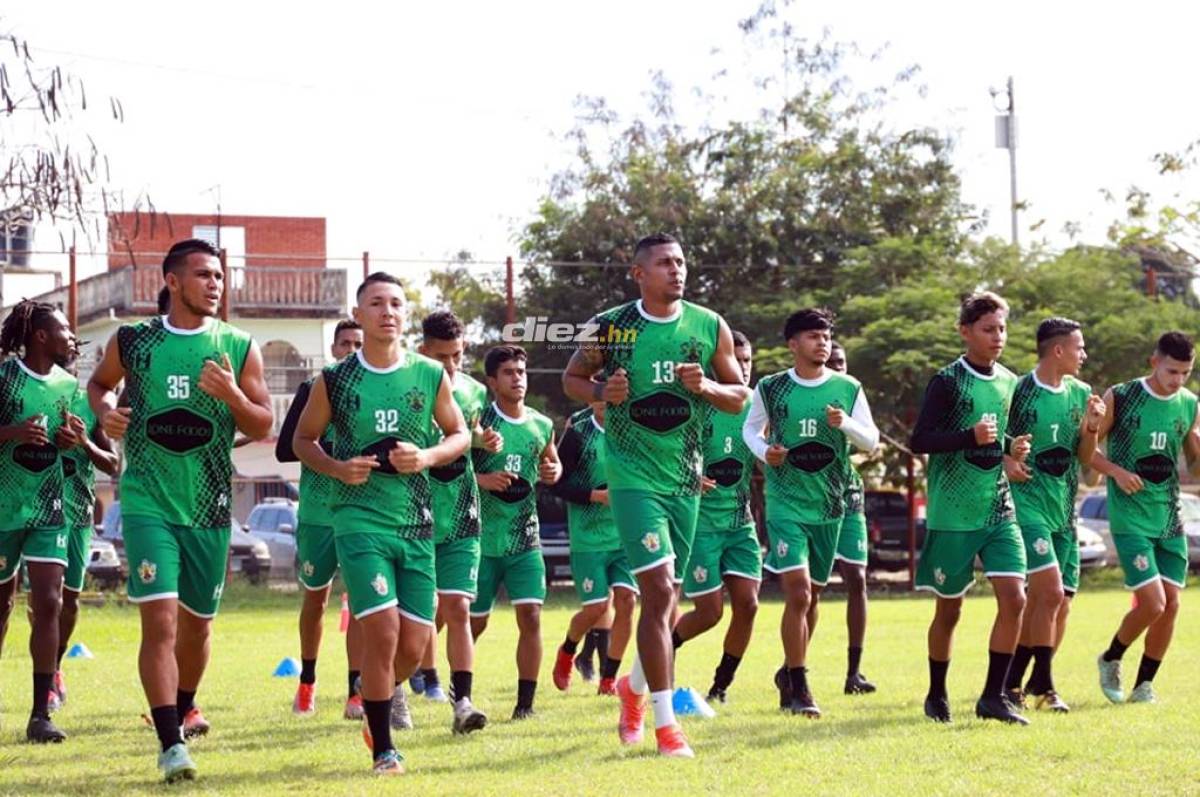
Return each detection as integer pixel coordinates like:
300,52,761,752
0,581,1197,796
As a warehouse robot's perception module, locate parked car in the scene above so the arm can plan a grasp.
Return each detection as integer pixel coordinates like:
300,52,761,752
1077,490,1200,571
245,498,299,576
86,536,125,589
1076,525,1108,570
537,487,572,585
866,490,927,571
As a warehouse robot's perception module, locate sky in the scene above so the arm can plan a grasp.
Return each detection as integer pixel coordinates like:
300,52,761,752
8,0,1200,290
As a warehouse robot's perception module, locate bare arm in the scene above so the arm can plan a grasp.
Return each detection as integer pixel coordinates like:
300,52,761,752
88,331,130,440
1184,406,1200,477
424,373,470,468
691,318,751,414
538,432,561,485
82,423,120,477
562,342,608,405
199,342,274,441
293,375,377,485
1076,393,1106,468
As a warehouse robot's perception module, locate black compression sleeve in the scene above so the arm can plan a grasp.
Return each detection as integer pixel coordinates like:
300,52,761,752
275,380,311,463
909,374,979,454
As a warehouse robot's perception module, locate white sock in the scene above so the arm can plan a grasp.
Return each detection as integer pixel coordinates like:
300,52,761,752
629,656,647,694
650,689,676,729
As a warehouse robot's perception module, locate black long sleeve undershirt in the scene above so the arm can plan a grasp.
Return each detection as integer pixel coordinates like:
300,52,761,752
549,424,594,505
910,372,981,454
275,380,332,463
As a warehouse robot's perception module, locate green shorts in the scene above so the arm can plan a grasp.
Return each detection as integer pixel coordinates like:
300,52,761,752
124,515,231,618
297,522,338,591
570,548,638,604
436,535,481,598
1021,524,1081,595
470,549,546,616
335,532,435,624
836,512,869,566
764,511,841,586
915,520,1026,599
682,525,763,598
0,526,68,585
1113,533,1188,590
610,490,699,584
64,525,94,593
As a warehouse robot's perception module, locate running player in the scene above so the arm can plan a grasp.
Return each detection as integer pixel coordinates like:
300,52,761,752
0,300,80,743
1092,331,1198,705
88,238,275,780
551,400,638,697
469,345,560,719
672,330,761,703
414,309,496,732
275,318,365,718
909,291,1032,725
293,271,469,775
1002,318,1104,712
562,233,749,758
744,310,879,717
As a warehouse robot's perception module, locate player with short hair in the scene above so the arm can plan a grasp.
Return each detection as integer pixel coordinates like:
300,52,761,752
562,233,750,758
1092,331,1198,705
469,345,560,719
744,310,879,718
1001,317,1104,712
275,317,365,719
88,238,275,780
910,291,1032,725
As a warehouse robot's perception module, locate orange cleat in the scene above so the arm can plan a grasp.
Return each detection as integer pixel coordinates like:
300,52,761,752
655,724,695,758
293,682,316,716
616,675,646,745
552,648,576,692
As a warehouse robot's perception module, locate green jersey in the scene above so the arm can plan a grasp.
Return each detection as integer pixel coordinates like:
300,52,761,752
62,387,101,529
1106,378,1198,539
323,349,444,539
844,465,865,519
697,402,755,532
0,359,77,531
117,316,252,527
1007,372,1091,532
922,358,1019,532
473,402,554,557
294,378,336,528
429,371,488,544
592,299,721,497
559,407,617,553
755,369,862,524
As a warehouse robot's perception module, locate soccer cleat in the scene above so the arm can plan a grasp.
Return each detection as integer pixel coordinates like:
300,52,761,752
424,684,449,703
390,686,414,731
773,665,792,709
452,697,487,734
552,648,575,691
574,654,596,683
293,683,316,716
511,705,535,720
655,724,694,758
844,673,877,695
597,677,617,696
1004,688,1027,712
46,690,62,714
1097,655,1124,704
788,691,821,718
53,670,68,706
408,672,426,695
924,694,951,723
1128,682,1156,704
344,694,364,720
158,742,197,783
616,675,646,745
182,707,210,739
975,695,1030,725
706,686,727,704
26,713,66,743
1033,690,1070,713
372,749,405,775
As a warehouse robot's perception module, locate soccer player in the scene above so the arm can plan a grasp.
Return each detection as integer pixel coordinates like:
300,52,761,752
562,233,749,758
672,330,761,703
294,271,469,775
909,291,1032,725
469,345,560,719
88,238,275,780
1091,331,1198,705
1001,318,1104,712
0,300,80,743
550,399,639,697
275,318,365,718
414,309,497,732
744,310,879,717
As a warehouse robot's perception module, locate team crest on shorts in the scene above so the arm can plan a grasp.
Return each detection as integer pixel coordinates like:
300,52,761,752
372,573,389,595
582,577,594,594
1034,538,1050,556
139,559,157,584
776,541,788,558
1133,554,1150,572
302,560,315,577
934,567,946,586
642,533,661,553
692,565,708,584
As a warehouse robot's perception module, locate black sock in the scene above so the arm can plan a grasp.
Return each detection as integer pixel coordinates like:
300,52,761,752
176,689,196,725
561,635,579,656
847,646,863,677
593,628,610,663
517,679,537,709
1103,634,1128,662
451,670,472,701
711,653,742,691
1006,645,1034,691
671,630,685,650
56,645,67,670
300,658,317,686
32,672,53,716
1028,645,1054,694
422,668,440,689
982,650,1013,700
1135,654,1162,687
363,698,393,758
348,669,361,700
787,666,808,699
600,656,621,679
150,705,184,752
578,630,596,661
928,658,949,700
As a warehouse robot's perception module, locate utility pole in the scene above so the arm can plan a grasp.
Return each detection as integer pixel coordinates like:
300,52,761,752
992,77,1019,246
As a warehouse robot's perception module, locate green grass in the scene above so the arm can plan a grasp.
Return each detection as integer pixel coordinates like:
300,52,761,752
1,583,1197,796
